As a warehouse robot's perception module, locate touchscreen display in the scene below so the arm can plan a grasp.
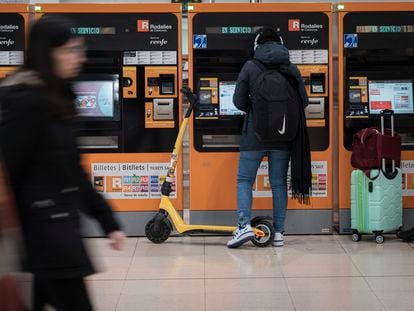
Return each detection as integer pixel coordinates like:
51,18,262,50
368,80,413,114
74,80,115,118
219,81,245,116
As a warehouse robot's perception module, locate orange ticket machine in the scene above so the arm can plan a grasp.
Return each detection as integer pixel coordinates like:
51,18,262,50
338,2,414,233
188,3,333,234
0,5,28,80
36,4,183,236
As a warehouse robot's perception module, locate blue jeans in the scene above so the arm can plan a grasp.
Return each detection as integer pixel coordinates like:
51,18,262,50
237,150,290,232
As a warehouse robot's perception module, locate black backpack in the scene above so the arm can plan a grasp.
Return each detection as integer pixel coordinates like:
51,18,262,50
251,59,300,143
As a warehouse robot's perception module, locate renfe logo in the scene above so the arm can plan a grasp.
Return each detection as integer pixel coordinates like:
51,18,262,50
137,20,150,32
289,19,300,32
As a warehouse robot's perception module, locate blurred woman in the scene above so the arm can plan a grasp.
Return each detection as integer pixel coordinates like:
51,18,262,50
0,16,124,311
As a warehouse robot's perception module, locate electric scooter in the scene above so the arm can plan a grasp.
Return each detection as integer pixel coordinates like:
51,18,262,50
145,88,274,247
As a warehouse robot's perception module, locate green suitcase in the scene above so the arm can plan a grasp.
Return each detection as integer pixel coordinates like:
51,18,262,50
350,110,402,244
350,169,402,243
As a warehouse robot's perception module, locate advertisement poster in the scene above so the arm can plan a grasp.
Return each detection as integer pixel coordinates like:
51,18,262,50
91,162,176,199
401,160,414,197
253,161,328,198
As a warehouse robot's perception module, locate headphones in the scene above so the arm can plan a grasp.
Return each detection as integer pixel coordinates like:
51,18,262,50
254,29,284,51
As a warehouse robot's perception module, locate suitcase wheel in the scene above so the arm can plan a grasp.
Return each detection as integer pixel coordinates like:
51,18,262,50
375,234,385,244
352,233,362,242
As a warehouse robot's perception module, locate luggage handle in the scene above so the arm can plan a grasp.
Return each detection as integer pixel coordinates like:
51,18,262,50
380,109,395,173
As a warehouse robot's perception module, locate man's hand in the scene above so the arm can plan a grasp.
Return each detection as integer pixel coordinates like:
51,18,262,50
108,230,125,251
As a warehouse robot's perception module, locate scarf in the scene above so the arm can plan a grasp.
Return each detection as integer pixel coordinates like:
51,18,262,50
276,65,312,204
290,94,312,204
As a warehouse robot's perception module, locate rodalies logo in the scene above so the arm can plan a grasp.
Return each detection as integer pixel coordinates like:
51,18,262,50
137,20,173,33
0,24,19,33
0,39,15,47
289,19,301,32
137,20,150,32
289,19,323,32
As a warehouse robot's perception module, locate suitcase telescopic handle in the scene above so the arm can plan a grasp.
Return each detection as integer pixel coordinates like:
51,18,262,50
380,109,394,116
380,109,395,173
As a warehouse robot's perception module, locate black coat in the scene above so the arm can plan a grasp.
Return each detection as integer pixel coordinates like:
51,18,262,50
233,42,309,151
0,75,120,279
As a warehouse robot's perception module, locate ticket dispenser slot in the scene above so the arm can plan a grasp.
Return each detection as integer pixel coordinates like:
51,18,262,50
153,98,174,120
305,97,325,119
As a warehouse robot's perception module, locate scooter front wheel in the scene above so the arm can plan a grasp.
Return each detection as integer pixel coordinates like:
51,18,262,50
251,219,274,247
145,217,171,244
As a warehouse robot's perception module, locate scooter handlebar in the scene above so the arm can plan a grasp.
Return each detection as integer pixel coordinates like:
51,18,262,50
180,88,198,118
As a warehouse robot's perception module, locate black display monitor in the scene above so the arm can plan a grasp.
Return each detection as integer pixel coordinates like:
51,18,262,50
73,74,120,121
368,80,414,115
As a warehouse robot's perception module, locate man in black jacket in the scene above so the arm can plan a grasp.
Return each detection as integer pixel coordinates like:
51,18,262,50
227,28,311,248
0,16,124,311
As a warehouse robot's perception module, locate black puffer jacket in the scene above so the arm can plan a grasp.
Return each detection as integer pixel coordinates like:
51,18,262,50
233,42,309,151
0,71,120,279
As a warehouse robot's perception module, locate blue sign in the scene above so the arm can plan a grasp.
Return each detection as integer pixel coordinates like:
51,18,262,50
193,34,207,49
344,34,358,48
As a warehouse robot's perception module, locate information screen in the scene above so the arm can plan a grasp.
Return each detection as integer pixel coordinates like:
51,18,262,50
368,80,414,114
73,80,115,118
219,82,245,116
206,26,263,35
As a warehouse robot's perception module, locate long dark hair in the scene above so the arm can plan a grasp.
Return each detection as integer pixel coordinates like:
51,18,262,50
24,15,80,119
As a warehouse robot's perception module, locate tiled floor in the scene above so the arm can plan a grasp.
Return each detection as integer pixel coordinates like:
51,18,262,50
18,235,414,311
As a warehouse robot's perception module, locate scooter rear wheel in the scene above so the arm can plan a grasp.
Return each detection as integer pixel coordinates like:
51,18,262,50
145,217,171,243
251,219,274,247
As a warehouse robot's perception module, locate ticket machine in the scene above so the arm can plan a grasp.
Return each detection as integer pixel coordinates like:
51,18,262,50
188,3,333,234
0,5,27,80
338,2,414,233
36,4,183,235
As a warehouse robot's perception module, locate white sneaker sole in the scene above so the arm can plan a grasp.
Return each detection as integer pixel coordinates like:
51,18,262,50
273,241,284,247
227,232,255,248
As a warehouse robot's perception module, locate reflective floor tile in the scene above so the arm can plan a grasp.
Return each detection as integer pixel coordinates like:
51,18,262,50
338,236,414,255
87,257,132,280
117,279,204,311
350,253,414,276
286,277,371,292
278,236,346,256
85,238,138,258
126,256,204,279
365,276,414,311
279,253,361,277
205,254,282,279
290,291,386,311
135,237,205,257
206,279,293,311
87,280,123,311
